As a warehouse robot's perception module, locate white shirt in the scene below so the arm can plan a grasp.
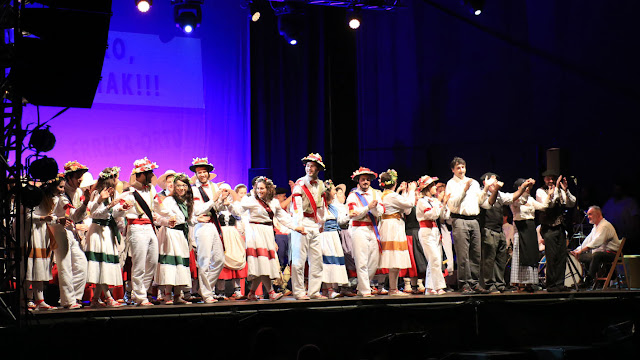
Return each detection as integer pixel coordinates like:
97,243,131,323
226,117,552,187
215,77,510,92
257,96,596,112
381,190,414,216
574,218,620,253
416,196,447,222
510,193,548,221
346,187,384,224
292,175,325,227
234,195,295,230
445,176,486,216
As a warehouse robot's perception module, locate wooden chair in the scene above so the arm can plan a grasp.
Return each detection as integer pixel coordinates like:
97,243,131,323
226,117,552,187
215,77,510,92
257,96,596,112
595,237,628,290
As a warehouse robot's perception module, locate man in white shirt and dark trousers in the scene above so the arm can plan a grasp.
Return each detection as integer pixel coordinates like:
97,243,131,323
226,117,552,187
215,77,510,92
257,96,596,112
571,206,620,289
536,170,576,292
445,157,489,294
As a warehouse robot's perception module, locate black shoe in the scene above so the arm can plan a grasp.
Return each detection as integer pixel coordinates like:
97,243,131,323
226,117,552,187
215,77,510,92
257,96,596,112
474,287,490,294
461,288,476,295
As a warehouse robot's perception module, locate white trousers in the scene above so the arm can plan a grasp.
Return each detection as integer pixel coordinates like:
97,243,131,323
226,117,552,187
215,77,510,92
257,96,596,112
128,224,158,304
194,223,224,299
420,227,447,291
350,226,380,295
54,228,87,307
290,223,323,298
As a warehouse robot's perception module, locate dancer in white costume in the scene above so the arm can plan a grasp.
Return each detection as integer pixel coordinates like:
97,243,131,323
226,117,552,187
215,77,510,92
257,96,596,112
378,170,416,297
320,180,349,299
86,167,124,308
24,175,65,310
155,173,196,304
416,175,450,295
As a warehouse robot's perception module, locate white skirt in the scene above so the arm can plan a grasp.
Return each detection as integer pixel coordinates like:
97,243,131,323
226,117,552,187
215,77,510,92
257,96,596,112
221,226,246,270
156,226,191,286
26,223,53,282
85,222,123,286
246,223,280,281
378,218,412,269
320,230,349,285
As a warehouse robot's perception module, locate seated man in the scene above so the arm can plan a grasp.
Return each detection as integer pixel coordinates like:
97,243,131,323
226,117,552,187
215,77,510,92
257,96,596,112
571,206,621,288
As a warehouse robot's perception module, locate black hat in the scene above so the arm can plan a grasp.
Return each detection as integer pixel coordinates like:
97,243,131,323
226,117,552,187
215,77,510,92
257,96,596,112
275,187,288,195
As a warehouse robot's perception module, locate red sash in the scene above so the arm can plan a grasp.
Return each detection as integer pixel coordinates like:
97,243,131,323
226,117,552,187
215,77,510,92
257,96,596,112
300,184,318,222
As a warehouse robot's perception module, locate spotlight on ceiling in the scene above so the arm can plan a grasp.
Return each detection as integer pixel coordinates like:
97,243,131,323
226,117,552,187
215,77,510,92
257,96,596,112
136,0,152,13
28,126,56,153
347,9,361,30
249,1,261,22
20,183,44,209
172,0,203,34
465,0,484,16
273,2,304,46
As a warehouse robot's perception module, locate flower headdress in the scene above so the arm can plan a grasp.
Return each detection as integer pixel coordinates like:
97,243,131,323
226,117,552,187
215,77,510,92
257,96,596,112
46,173,66,184
131,157,159,174
255,176,274,186
63,160,88,175
99,166,120,180
350,166,378,181
379,169,398,186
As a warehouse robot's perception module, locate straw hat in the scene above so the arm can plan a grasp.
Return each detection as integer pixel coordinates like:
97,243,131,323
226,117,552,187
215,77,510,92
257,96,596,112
350,166,378,181
157,170,177,190
301,153,326,171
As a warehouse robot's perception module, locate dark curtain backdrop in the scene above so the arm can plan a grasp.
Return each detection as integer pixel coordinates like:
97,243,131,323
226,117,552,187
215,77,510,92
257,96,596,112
355,0,640,204
250,3,358,188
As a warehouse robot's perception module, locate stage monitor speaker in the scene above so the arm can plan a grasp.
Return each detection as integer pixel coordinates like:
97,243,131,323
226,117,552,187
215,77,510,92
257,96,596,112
546,148,570,176
10,1,112,108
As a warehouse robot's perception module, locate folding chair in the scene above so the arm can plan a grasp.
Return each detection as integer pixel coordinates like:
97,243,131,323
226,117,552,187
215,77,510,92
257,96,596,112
595,237,628,290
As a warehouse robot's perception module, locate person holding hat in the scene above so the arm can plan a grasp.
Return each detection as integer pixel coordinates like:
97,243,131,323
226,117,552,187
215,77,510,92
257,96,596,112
346,166,384,297
50,161,91,309
112,157,161,306
378,170,416,296
416,175,450,295
478,173,531,294
190,157,225,303
85,167,124,307
290,153,327,300
535,170,576,292
445,157,491,294
510,178,552,293
157,170,177,198
214,183,248,300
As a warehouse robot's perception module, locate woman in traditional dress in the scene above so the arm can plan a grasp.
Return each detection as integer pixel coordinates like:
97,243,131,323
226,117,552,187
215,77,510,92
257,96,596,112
509,178,551,293
155,173,195,304
86,167,124,307
320,180,349,299
24,175,65,310
378,170,416,296
416,175,449,295
230,176,305,301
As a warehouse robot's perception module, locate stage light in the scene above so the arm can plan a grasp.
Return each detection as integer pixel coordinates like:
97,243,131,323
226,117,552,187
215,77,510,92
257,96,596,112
173,0,203,34
136,0,152,13
28,156,59,182
249,1,260,22
347,9,362,30
28,126,56,153
274,2,304,46
466,0,484,16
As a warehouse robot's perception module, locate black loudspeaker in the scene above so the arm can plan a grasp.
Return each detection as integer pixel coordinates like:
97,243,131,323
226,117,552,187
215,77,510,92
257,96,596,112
11,1,112,108
546,148,570,176
248,168,273,188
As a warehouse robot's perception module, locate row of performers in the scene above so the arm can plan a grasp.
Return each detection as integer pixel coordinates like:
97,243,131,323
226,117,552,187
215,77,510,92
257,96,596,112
22,153,576,310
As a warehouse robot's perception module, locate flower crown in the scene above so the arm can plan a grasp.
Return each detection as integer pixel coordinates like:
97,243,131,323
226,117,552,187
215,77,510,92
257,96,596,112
172,172,188,181
380,169,398,186
324,179,335,189
99,167,120,180
255,176,274,186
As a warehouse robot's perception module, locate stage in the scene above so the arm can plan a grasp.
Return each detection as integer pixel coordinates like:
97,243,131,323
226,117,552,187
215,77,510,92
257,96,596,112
3,289,639,359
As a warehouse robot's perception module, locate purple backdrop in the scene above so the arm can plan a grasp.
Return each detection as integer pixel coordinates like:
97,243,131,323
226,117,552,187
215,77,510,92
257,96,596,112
21,1,250,188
